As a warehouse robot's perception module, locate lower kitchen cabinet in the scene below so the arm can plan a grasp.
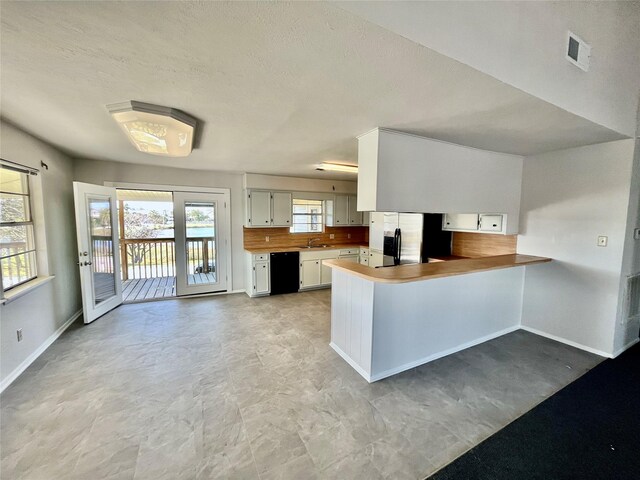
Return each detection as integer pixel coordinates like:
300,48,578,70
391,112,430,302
301,259,321,288
254,261,270,294
245,252,270,297
300,249,340,290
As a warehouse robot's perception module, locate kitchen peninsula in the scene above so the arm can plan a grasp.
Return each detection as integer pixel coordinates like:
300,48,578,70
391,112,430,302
325,254,551,382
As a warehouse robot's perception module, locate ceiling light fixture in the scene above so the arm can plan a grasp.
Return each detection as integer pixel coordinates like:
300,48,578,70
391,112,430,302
316,162,358,173
107,101,197,157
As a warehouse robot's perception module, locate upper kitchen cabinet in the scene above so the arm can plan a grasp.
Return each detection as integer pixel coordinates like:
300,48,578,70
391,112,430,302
357,129,523,234
326,195,365,227
245,190,292,227
271,192,292,227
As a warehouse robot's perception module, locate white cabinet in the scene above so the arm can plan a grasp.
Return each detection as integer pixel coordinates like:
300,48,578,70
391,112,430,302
443,214,479,231
369,250,384,268
348,195,363,225
272,192,292,227
245,252,270,297
369,212,385,251
248,190,272,227
301,260,321,288
339,254,359,263
254,262,270,294
300,249,340,289
360,247,369,266
333,195,349,226
245,190,292,227
479,214,503,232
442,213,507,234
327,195,366,227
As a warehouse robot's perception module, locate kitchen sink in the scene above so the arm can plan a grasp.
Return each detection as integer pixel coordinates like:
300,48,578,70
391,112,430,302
303,244,330,248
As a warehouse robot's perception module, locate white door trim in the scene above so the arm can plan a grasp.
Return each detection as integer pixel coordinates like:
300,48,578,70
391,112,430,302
73,182,123,323
104,181,233,293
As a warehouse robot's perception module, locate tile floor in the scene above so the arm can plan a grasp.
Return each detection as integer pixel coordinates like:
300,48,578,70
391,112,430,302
1,289,601,479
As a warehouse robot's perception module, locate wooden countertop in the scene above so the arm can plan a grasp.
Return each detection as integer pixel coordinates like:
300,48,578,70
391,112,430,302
324,254,551,284
245,243,368,254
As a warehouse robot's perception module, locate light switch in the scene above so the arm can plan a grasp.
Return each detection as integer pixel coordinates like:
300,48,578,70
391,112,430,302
597,236,608,247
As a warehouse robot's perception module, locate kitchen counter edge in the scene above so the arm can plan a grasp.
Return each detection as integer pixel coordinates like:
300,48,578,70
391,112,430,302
324,254,551,284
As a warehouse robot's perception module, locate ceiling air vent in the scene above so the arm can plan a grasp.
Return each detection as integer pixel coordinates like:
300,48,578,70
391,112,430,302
566,31,591,71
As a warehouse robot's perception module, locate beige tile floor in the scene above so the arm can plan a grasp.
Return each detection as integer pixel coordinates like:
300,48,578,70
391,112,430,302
1,289,601,480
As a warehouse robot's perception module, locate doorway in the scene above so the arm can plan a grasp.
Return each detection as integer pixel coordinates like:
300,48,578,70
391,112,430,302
74,182,231,322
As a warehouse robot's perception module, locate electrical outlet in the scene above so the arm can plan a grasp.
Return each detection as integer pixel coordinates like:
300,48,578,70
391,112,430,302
329,234,335,240
634,228,640,240
597,236,608,247
347,233,351,239
265,236,270,242
16,329,23,342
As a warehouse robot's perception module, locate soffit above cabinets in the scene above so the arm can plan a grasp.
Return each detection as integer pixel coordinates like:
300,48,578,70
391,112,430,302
1,2,628,178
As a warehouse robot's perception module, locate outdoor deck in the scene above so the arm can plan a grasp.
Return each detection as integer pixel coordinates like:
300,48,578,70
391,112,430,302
122,273,217,302
123,277,176,302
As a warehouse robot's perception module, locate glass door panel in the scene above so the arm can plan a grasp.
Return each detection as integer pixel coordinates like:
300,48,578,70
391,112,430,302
174,192,228,296
73,182,123,323
184,201,217,286
88,196,117,304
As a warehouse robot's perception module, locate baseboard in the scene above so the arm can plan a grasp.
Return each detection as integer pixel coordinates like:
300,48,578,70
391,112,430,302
369,325,521,382
329,342,372,382
0,309,82,393
612,337,640,358
520,325,612,358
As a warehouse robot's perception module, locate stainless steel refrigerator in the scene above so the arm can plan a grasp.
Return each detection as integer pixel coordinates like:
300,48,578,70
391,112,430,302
379,213,424,266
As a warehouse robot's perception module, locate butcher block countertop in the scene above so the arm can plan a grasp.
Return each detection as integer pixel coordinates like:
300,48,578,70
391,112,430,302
324,254,551,284
245,243,368,254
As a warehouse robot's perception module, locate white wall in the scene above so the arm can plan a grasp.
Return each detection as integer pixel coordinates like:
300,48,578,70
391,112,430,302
518,139,636,356
614,133,640,354
358,129,523,233
338,1,640,137
0,120,82,386
244,173,356,194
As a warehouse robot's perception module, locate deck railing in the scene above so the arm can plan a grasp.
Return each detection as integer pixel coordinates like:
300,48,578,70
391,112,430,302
118,237,215,280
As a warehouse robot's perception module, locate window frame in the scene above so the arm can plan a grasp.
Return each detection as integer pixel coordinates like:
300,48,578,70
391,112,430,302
289,198,325,234
0,163,39,292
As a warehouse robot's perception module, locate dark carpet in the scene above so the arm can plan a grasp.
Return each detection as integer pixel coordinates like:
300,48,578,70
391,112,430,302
427,342,640,480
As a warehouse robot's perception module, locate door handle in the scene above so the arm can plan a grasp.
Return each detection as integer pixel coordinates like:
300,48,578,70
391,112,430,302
83,261,92,266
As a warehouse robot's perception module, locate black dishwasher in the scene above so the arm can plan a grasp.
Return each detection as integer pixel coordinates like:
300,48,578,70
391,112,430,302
270,252,300,295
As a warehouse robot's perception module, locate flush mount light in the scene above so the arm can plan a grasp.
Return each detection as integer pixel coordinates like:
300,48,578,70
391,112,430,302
316,162,358,173
106,101,197,157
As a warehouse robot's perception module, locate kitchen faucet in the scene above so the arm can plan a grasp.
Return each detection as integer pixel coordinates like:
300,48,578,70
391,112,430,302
307,237,321,247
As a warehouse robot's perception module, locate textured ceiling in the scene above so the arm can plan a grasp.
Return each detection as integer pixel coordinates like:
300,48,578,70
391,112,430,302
0,1,626,179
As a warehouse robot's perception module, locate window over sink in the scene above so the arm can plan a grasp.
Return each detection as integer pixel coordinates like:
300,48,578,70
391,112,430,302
290,198,323,233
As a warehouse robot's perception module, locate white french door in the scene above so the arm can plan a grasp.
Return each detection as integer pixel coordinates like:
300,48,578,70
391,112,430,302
173,191,228,296
73,182,123,323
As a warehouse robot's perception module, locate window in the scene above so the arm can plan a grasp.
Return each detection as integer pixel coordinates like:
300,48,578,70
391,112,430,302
0,164,37,291
290,199,324,233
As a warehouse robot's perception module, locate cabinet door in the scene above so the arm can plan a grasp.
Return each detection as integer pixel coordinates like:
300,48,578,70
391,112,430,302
369,212,385,251
248,191,271,227
333,195,349,226
443,213,479,231
369,250,384,268
479,214,503,232
348,196,363,225
272,192,292,227
301,260,321,288
320,260,333,285
254,261,270,294
362,211,370,226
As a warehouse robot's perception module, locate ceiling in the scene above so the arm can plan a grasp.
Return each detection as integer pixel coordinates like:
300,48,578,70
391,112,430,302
0,1,627,179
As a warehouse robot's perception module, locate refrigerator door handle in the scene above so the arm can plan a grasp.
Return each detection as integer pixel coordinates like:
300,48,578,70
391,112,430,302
394,228,401,265
397,229,402,264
